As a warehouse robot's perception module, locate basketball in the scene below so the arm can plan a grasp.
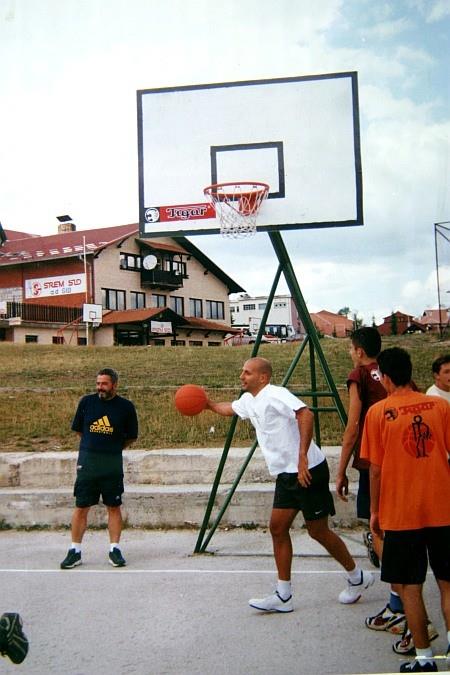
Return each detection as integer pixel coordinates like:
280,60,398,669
174,384,207,416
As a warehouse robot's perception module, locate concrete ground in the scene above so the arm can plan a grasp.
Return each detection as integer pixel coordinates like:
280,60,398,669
0,527,449,675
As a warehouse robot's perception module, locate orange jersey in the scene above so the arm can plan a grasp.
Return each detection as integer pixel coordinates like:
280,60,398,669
360,392,450,530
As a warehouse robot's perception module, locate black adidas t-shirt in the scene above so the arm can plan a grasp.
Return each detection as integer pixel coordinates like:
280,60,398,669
72,393,138,477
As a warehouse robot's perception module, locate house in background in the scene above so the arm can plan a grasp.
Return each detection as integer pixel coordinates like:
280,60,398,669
416,308,450,333
309,310,353,338
0,221,244,346
377,311,426,336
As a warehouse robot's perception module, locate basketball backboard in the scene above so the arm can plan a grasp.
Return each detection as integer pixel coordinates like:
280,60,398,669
137,72,363,237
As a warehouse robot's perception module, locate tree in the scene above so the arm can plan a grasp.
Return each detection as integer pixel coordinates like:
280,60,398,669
338,306,350,317
390,312,398,336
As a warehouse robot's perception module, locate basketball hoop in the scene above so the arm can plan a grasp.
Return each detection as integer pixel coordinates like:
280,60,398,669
204,181,269,238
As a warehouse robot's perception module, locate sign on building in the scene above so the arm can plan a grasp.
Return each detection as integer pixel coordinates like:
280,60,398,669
24,274,86,299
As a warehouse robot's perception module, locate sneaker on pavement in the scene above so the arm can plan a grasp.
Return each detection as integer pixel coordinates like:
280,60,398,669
363,530,380,568
249,591,293,613
338,569,374,604
109,547,126,567
60,548,81,569
0,613,29,664
365,603,406,634
399,660,437,672
393,622,439,656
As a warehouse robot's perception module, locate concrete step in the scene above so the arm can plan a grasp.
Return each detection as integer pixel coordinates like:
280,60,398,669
0,447,358,488
0,482,360,529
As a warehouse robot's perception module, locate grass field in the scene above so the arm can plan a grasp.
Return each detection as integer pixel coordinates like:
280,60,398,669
1,334,448,452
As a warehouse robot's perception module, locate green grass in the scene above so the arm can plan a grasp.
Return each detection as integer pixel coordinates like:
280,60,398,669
1,334,448,451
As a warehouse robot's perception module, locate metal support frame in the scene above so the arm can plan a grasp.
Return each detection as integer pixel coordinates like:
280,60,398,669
194,231,347,553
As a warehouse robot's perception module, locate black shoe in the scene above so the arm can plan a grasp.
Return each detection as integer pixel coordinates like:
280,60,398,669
60,548,82,569
399,661,437,672
109,548,126,567
0,613,29,664
363,530,380,568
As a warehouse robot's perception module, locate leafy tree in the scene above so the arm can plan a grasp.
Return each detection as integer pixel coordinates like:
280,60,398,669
338,306,350,317
390,312,398,335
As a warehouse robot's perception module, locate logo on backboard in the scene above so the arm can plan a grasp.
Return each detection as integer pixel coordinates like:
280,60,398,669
144,203,215,225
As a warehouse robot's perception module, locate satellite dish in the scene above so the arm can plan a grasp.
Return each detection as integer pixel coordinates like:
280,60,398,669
143,254,158,270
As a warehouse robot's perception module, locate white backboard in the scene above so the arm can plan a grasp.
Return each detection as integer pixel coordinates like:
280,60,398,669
137,72,363,237
83,303,103,323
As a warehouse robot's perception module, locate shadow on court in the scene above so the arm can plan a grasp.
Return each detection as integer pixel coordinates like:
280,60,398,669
0,528,448,675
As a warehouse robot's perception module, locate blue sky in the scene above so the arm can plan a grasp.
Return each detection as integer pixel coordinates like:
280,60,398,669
0,0,449,324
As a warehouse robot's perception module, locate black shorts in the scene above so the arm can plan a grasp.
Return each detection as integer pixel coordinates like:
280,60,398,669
381,526,450,585
357,468,370,520
273,459,336,521
74,474,124,508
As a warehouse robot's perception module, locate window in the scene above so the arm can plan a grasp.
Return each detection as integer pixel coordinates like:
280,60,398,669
120,253,141,270
189,340,203,346
189,298,203,318
258,303,267,310
206,300,224,320
153,339,165,346
130,292,146,309
274,302,287,308
52,336,64,344
208,341,221,346
243,303,256,311
170,339,186,346
152,294,166,308
25,334,38,343
102,288,126,310
170,296,184,315
77,337,87,346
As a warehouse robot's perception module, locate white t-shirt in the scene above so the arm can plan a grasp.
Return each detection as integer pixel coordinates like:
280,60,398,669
231,383,325,476
426,384,450,404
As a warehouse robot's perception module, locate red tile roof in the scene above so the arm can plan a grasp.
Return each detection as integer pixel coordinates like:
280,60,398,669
0,223,138,266
101,309,233,333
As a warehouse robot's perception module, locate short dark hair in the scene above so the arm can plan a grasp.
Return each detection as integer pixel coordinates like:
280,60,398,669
431,354,450,375
351,327,381,358
377,347,412,386
97,368,118,384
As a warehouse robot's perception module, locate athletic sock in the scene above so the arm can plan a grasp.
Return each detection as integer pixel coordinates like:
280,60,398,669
71,542,81,553
276,580,292,600
415,647,434,666
346,566,362,584
389,591,404,613
110,543,120,552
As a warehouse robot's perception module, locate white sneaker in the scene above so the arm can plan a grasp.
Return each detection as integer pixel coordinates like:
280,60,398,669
338,569,375,604
249,590,293,613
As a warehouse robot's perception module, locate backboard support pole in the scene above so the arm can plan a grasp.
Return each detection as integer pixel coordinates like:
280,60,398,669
194,231,347,553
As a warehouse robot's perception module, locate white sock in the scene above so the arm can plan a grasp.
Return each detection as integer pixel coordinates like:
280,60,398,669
276,579,292,599
110,543,120,552
71,542,81,553
347,566,362,584
415,646,433,666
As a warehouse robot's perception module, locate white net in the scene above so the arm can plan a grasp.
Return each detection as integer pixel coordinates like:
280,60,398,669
204,182,269,238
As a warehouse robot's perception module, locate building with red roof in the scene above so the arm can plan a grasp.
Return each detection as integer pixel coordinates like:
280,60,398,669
0,220,244,346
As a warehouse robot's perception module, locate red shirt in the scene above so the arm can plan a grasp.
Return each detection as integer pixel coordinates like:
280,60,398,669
347,362,386,470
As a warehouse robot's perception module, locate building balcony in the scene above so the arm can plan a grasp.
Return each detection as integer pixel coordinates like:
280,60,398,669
140,269,184,290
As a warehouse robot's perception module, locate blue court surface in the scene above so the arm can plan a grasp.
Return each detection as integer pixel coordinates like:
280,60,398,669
0,528,448,674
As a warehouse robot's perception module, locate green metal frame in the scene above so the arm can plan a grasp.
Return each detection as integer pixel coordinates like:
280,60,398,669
194,231,347,553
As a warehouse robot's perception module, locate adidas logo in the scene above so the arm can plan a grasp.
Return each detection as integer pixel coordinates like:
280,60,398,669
90,415,114,434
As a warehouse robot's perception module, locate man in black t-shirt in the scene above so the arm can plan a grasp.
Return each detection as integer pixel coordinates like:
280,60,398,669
60,368,138,569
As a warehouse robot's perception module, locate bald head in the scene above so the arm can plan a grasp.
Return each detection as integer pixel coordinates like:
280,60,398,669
240,357,272,395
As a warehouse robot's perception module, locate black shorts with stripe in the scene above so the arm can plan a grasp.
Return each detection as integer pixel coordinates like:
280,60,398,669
273,459,336,521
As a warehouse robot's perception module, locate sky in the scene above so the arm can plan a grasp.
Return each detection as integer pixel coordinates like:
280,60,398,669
1,0,449,324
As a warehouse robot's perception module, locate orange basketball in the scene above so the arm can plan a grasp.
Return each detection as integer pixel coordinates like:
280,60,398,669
174,384,207,416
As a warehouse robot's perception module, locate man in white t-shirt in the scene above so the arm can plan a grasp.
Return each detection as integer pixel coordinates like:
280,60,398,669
426,355,450,404
206,357,374,613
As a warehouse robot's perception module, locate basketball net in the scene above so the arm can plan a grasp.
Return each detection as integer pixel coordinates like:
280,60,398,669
204,182,269,238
